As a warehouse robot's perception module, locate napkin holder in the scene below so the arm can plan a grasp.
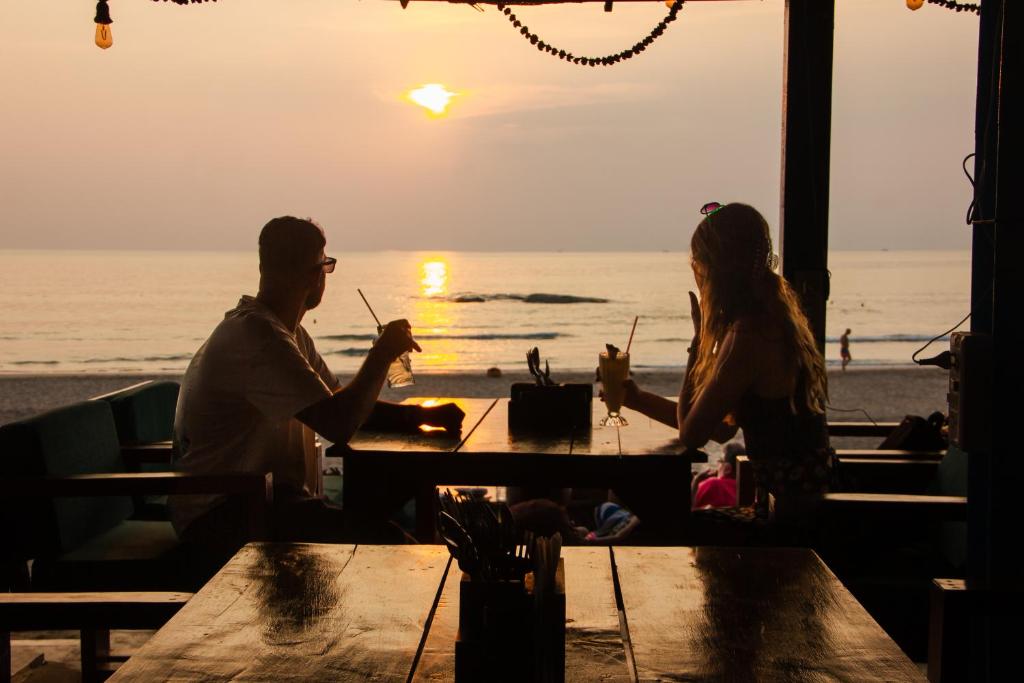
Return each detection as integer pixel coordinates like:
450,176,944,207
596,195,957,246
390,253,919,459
509,383,592,433
455,561,565,683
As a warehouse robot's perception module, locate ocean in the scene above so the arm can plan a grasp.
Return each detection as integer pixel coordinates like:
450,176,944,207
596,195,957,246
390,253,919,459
0,250,970,375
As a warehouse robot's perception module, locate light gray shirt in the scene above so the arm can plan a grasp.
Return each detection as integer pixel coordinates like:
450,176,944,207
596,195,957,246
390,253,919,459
169,295,340,534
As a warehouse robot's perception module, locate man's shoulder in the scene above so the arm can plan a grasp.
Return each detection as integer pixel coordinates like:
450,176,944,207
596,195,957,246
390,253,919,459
217,299,290,344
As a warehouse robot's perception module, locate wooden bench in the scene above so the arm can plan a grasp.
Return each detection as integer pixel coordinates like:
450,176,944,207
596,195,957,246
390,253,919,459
827,421,901,438
0,591,191,683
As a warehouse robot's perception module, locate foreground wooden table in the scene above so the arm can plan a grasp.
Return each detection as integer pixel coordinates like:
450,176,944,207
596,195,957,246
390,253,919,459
338,398,705,541
108,544,923,682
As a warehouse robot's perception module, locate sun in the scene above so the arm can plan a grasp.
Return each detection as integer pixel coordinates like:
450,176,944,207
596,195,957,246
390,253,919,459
408,84,457,116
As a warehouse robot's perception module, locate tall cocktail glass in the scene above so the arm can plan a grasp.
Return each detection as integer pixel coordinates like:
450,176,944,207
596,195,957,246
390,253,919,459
598,351,629,427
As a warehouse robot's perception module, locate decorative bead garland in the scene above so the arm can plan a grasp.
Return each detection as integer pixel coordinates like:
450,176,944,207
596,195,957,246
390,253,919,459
495,1,685,67
925,0,980,13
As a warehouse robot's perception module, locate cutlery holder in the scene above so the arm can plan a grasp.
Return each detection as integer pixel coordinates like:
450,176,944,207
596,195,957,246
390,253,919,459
508,383,592,433
455,561,565,683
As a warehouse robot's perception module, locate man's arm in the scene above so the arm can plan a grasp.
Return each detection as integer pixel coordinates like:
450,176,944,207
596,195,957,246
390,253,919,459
295,319,418,444
295,345,393,445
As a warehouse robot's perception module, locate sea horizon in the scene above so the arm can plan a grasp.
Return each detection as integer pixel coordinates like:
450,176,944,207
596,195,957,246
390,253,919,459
0,249,971,375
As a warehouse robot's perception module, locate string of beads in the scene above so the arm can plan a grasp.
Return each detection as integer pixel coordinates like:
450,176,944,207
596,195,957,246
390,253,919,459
924,0,980,13
495,1,685,67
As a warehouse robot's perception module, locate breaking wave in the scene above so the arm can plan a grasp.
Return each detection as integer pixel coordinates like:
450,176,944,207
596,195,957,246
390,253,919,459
444,293,609,304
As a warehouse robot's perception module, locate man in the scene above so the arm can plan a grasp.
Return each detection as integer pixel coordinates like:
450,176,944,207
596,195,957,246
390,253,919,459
840,328,852,371
170,216,463,552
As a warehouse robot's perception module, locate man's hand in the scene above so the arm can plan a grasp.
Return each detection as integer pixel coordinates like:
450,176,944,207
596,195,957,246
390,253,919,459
375,319,422,362
418,402,465,432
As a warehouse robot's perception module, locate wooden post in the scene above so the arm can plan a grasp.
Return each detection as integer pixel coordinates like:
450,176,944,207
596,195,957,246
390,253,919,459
969,2,1023,680
779,0,835,353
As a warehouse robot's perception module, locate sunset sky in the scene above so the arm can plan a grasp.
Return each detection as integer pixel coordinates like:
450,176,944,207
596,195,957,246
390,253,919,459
0,0,980,251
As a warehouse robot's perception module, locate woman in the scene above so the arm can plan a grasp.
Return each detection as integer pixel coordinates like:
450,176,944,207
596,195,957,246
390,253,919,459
622,202,833,525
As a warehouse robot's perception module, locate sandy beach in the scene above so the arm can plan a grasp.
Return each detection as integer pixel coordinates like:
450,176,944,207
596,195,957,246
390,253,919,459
1,366,950,436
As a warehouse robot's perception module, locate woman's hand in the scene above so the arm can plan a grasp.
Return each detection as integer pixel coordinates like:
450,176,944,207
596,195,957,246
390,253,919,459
688,291,702,354
599,379,642,410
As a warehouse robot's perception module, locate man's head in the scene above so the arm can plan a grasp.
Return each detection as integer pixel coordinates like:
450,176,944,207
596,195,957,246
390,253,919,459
258,216,332,310
719,441,745,478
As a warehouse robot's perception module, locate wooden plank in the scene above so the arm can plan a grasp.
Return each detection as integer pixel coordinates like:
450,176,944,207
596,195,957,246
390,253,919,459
0,472,271,499
410,547,631,683
344,397,495,454
834,458,940,493
614,546,924,682
0,593,190,631
458,399,574,456
109,544,450,682
822,493,967,521
609,404,691,458
835,448,944,461
827,421,899,438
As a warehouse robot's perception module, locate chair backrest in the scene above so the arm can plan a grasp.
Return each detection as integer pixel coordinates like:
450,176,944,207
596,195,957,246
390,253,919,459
96,380,180,444
0,400,133,559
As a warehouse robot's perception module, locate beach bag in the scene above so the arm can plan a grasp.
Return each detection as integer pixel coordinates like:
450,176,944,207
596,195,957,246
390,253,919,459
877,412,947,451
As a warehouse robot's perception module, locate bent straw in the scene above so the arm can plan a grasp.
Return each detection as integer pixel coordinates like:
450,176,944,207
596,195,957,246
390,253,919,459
356,288,383,328
625,315,639,355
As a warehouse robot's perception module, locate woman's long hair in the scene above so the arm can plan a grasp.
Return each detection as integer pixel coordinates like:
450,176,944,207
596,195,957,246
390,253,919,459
688,203,827,414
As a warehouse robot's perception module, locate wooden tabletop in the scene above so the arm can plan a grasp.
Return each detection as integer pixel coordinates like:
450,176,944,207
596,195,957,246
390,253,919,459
337,398,701,539
109,543,923,682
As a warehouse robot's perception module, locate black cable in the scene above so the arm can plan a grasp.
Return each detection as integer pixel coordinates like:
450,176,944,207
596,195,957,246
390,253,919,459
963,152,977,225
825,404,878,426
911,311,971,365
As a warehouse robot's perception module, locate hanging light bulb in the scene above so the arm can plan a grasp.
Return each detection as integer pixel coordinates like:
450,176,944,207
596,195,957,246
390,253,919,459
95,0,113,50
906,0,925,10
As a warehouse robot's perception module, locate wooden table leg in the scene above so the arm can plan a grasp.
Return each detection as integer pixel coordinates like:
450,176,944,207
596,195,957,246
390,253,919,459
80,628,110,683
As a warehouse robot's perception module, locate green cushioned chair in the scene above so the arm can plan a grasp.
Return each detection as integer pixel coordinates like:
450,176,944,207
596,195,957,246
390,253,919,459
93,380,181,519
94,380,179,446
0,400,271,593
0,400,184,591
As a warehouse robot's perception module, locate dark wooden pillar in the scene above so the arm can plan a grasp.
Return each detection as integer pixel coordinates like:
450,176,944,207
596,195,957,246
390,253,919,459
779,0,835,353
969,1,1023,680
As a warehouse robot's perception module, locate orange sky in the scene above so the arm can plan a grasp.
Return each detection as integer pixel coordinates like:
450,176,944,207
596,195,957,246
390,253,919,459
0,1,979,251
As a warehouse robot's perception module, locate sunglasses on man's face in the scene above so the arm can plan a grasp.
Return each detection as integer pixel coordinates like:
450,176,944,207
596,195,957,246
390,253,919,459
700,201,724,216
316,257,337,274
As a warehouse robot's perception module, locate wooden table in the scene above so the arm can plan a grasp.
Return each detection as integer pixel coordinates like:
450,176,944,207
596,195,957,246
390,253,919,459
108,543,924,682
337,398,706,541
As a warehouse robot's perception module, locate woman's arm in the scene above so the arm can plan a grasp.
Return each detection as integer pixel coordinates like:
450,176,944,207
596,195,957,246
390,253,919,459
678,327,757,449
626,388,678,427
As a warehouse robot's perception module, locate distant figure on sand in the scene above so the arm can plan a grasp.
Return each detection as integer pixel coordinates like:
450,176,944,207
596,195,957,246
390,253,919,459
840,328,852,371
171,216,464,558
612,202,834,528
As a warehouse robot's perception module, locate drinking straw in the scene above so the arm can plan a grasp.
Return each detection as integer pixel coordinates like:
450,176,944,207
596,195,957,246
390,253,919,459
356,288,383,328
625,315,639,355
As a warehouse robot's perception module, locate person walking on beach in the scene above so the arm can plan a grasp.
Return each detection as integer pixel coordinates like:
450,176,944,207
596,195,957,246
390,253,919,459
840,328,852,371
170,216,464,560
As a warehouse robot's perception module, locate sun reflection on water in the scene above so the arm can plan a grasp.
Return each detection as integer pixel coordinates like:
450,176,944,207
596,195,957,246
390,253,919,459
416,258,458,367
421,260,448,298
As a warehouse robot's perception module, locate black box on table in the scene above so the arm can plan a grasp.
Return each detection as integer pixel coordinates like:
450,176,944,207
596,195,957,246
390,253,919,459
508,383,592,433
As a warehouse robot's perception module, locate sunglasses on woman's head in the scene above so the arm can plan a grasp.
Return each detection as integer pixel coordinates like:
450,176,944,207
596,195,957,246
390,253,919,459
700,202,724,216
